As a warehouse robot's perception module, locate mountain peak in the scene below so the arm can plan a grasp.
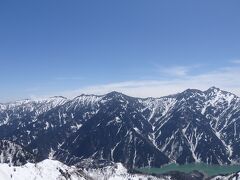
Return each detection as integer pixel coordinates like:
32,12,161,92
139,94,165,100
207,86,221,92
102,91,131,103
105,91,125,97
204,86,236,96
49,96,68,100
75,93,102,98
178,88,203,98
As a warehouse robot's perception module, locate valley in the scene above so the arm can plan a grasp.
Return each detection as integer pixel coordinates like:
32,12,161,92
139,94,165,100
1,87,240,179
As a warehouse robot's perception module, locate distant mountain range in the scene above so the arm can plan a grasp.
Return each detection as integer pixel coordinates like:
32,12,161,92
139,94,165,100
0,87,240,171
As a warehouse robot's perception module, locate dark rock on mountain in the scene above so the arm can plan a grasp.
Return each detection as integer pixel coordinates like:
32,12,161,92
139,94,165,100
0,140,35,165
0,87,240,168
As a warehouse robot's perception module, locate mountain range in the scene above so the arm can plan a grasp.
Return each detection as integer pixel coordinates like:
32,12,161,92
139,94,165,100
0,87,240,176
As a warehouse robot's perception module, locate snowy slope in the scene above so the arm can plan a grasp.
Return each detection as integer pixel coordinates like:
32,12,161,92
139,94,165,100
0,159,168,180
0,159,84,180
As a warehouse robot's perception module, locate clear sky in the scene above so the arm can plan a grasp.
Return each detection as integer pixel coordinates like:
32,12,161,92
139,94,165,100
0,0,240,102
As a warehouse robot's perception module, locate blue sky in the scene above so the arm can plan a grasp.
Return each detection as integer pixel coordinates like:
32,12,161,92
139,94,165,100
0,0,240,101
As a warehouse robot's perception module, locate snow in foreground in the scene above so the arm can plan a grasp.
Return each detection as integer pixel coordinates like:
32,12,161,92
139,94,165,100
0,159,167,180
0,159,83,180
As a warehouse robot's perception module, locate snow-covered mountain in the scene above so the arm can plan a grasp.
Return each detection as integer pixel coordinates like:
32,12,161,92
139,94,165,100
0,87,240,169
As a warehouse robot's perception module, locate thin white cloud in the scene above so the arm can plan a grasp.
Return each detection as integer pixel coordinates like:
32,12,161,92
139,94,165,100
231,60,240,64
59,65,240,98
55,77,85,81
25,62,240,100
158,66,190,77
156,64,203,77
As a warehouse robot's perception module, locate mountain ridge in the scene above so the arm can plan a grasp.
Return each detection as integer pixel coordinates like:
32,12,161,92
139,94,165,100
0,87,240,168
2,86,238,105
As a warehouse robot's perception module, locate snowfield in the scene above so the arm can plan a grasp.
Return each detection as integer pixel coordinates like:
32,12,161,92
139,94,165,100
0,159,168,180
0,159,84,180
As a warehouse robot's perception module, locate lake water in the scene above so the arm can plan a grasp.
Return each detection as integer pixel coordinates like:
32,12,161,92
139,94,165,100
137,163,240,177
